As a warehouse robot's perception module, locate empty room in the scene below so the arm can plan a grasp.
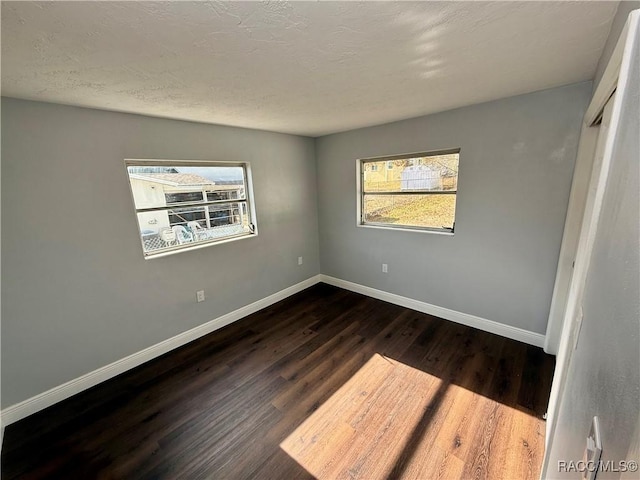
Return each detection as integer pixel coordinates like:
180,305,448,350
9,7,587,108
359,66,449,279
1,1,638,479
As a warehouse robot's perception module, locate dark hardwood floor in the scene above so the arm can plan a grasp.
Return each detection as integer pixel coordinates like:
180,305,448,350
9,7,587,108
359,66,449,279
1,283,555,479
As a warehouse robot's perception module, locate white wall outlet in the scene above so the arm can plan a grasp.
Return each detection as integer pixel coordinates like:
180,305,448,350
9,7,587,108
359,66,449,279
196,290,205,303
382,263,388,273
298,256,303,265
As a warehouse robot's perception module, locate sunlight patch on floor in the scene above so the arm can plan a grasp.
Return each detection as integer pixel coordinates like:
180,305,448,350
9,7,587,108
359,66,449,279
280,353,545,480
280,353,443,478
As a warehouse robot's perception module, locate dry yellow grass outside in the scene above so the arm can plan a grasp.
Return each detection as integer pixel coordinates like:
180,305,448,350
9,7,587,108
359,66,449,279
364,194,456,229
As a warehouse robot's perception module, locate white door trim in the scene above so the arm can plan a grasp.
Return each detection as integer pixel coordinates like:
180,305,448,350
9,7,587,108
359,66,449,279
585,19,629,127
544,12,630,355
542,11,639,478
543,121,598,354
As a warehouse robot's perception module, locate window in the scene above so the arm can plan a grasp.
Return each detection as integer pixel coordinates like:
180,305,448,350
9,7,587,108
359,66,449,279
358,149,459,233
126,160,257,258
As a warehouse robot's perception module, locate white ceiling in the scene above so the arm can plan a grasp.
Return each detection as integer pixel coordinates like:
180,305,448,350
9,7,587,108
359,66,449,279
1,1,618,137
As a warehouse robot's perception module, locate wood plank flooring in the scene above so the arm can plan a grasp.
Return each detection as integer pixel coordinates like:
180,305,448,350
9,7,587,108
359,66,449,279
1,283,555,479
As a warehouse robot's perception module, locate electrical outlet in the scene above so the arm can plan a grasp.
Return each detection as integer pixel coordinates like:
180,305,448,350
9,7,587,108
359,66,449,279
196,290,205,303
382,263,388,273
298,256,303,265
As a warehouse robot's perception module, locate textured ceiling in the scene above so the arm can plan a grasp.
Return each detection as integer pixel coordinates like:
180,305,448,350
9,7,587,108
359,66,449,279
1,1,617,137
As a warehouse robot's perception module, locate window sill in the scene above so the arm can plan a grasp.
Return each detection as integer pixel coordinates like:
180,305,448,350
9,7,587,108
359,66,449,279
143,232,257,259
357,223,454,236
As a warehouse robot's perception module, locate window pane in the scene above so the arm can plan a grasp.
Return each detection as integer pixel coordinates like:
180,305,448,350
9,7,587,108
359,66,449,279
166,192,205,204
168,206,207,226
363,193,456,229
126,163,255,256
127,165,246,209
363,153,459,193
208,202,247,227
136,203,251,254
178,166,245,186
206,187,244,201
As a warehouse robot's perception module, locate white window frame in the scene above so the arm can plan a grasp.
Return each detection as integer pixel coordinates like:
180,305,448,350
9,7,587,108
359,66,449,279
356,148,460,235
125,159,258,258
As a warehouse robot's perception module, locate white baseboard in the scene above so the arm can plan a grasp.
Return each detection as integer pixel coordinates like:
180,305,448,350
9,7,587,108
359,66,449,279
1,275,322,426
1,273,545,427
319,275,545,348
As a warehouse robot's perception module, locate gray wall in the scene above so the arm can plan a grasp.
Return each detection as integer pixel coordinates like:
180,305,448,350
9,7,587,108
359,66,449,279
1,98,320,408
593,1,640,91
545,14,639,479
316,82,592,335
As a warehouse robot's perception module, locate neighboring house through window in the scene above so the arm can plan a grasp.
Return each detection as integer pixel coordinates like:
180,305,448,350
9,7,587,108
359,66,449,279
126,161,257,258
358,149,460,233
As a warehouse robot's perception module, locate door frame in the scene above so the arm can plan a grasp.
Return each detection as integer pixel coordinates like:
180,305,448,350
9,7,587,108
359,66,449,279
542,12,638,477
544,15,632,355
